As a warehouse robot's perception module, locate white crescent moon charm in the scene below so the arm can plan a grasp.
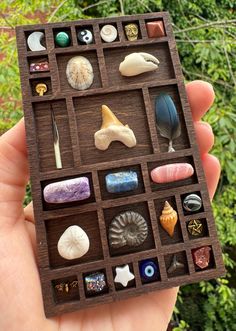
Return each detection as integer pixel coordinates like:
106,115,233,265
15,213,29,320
27,31,46,51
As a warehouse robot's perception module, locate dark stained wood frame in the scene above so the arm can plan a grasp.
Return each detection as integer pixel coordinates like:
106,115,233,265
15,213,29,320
16,12,225,317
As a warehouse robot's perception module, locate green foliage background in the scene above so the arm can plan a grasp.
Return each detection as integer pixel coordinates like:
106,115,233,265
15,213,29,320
0,1,235,330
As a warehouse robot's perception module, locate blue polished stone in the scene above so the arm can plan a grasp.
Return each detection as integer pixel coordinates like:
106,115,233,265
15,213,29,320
139,259,159,282
105,171,138,193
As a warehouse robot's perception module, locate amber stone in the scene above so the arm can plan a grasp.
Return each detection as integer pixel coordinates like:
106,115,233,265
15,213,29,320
192,246,211,269
146,21,165,38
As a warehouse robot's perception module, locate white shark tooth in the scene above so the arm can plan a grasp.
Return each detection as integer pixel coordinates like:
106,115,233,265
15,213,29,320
119,52,159,77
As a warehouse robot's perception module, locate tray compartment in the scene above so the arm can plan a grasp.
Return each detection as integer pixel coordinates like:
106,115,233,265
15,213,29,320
52,275,80,303
45,210,103,268
165,250,189,278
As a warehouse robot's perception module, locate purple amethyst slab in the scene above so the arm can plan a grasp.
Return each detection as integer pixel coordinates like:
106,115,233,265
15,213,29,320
43,177,91,204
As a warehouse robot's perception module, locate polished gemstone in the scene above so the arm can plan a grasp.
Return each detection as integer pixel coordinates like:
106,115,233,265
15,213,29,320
139,259,159,282
30,61,49,72
183,194,202,212
77,29,93,44
84,272,107,295
114,265,135,287
146,21,165,38
105,171,138,193
55,31,71,47
151,163,194,184
43,177,90,203
192,246,211,269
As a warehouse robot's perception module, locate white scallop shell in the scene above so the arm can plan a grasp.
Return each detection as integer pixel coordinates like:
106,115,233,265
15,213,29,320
57,225,90,260
100,24,117,43
66,56,94,90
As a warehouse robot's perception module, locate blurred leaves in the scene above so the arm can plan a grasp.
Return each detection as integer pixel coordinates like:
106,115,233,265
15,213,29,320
0,1,236,330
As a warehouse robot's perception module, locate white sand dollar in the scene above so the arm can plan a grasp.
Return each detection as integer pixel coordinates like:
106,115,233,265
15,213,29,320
57,225,90,260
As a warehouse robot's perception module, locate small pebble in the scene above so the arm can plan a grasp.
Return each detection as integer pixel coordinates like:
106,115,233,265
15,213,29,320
183,194,202,212
105,171,138,193
84,272,107,295
55,31,71,47
124,23,139,41
139,259,159,282
192,246,211,269
43,177,90,203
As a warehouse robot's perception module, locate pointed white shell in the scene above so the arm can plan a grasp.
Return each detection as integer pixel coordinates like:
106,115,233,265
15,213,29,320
100,25,117,43
57,225,90,260
66,56,94,90
27,31,46,51
119,52,159,76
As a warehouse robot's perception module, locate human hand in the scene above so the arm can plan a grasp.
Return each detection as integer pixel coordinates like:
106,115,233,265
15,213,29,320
0,80,220,331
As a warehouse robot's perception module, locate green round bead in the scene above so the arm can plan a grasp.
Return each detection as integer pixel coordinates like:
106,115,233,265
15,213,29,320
55,31,70,47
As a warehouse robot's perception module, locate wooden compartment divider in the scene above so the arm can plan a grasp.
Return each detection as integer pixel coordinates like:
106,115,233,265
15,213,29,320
16,12,225,317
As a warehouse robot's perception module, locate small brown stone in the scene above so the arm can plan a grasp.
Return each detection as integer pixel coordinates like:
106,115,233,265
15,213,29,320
192,246,211,269
146,21,165,38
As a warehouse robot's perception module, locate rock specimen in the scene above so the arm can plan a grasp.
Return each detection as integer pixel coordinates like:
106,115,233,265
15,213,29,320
43,177,90,203
94,105,136,150
105,171,138,193
146,21,165,38
192,246,211,269
187,219,203,236
55,31,71,47
109,211,148,248
57,225,90,260
114,264,135,287
139,259,159,282
119,52,159,76
66,56,94,90
77,29,93,44
183,194,202,212
124,23,139,41
84,272,107,295
151,163,194,184
160,201,178,237
100,24,118,43
27,31,46,51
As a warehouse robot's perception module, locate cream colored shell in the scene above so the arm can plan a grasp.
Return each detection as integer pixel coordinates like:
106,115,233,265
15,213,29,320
57,225,90,260
66,56,94,90
119,52,159,76
100,24,117,43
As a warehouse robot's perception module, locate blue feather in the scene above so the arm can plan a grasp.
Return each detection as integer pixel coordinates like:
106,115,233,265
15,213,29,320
155,93,181,152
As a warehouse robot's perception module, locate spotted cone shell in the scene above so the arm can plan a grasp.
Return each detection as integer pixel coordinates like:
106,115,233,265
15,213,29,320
160,201,178,237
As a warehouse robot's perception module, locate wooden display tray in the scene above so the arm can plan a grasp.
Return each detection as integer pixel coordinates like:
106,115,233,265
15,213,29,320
16,12,225,317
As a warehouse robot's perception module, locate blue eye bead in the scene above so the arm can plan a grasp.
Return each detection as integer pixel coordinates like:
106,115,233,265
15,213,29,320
139,260,159,282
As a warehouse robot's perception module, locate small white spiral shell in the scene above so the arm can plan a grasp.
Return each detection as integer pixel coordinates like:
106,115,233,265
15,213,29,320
100,24,118,43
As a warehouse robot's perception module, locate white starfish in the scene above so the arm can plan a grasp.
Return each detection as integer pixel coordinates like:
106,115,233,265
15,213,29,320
114,264,135,287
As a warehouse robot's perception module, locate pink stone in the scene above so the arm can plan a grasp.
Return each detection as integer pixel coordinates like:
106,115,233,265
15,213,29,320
146,21,165,38
151,163,194,184
192,246,211,269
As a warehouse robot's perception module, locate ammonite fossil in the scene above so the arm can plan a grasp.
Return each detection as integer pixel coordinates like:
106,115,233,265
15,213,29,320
108,211,148,248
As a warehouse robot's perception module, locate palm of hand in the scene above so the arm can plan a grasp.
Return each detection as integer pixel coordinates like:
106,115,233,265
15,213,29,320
0,81,220,331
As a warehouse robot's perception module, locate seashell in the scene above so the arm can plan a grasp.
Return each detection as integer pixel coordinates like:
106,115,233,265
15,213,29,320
119,52,159,77
146,21,165,38
109,211,148,248
94,105,136,150
167,255,185,274
66,56,94,90
57,225,90,260
100,24,118,43
27,31,46,51
183,194,202,212
151,163,194,184
160,201,178,237
192,246,211,269
124,23,139,41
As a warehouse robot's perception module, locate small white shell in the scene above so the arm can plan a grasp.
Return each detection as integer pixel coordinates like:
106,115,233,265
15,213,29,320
100,25,117,43
66,56,94,90
57,225,90,260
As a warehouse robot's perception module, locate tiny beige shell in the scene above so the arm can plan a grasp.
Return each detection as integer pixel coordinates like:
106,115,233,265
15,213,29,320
57,225,90,260
66,56,94,90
